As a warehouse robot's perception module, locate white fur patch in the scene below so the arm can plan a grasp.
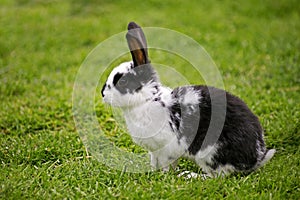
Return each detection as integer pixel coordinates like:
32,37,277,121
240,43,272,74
195,144,218,161
106,61,133,85
192,144,218,175
182,88,201,105
178,171,200,179
123,99,175,150
177,171,213,179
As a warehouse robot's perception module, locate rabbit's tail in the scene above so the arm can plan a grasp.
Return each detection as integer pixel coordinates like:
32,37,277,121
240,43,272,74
256,149,276,169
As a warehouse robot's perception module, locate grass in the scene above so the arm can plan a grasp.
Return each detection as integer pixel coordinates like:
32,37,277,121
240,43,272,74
0,0,299,199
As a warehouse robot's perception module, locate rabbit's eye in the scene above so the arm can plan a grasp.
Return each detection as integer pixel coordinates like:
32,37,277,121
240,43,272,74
113,72,123,86
118,79,128,86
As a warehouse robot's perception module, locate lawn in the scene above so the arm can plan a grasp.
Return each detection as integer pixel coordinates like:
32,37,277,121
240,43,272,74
0,0,299,199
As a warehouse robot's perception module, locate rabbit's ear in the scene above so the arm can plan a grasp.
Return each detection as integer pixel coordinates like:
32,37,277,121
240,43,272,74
126,22,150,67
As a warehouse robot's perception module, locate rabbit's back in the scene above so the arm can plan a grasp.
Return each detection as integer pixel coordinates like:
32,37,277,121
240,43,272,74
169,85,271,174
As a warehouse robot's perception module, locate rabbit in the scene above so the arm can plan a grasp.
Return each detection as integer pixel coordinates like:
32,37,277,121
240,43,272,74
101,22,275,178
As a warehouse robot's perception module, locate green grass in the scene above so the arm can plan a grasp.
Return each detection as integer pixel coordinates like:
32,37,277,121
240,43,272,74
1,0,299,199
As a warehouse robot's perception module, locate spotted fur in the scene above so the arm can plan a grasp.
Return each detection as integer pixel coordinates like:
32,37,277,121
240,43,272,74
101,22,275,177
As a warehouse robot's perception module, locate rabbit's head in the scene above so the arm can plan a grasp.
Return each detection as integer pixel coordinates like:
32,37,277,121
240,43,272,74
101,22,160,107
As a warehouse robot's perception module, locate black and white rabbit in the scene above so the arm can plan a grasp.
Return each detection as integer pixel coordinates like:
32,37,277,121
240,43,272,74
101,22,275,177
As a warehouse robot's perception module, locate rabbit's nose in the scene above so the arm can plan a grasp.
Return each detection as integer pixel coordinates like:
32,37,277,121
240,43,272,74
101,83,106,97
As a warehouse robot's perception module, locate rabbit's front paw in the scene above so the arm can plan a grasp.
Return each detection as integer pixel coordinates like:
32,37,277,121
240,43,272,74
177,171,213,180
